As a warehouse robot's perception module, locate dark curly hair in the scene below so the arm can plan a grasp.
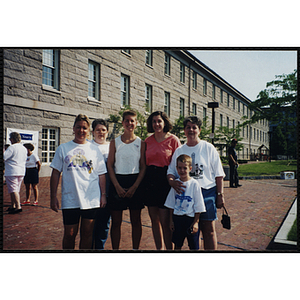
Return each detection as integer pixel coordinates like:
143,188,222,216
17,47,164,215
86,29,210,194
146,111,173,133
183,116,202,129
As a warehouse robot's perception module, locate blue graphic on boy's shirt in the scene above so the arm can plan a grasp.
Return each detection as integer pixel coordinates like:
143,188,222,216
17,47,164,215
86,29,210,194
175,190,192,213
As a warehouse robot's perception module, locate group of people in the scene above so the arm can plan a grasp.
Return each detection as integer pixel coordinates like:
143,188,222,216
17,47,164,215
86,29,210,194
50,110,226,251
4,133,41,214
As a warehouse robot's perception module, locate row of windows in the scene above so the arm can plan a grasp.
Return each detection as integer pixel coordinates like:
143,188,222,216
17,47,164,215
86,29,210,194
42,50,261,121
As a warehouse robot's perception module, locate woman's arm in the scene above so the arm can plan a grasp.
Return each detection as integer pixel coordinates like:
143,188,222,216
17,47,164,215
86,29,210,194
215,176,225,208
107,139,126,198
99,173,107,208
50,168,61,212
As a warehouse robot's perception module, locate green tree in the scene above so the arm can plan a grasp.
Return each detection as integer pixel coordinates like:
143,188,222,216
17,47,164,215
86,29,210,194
270,125,287,157
214,125,243,153
108,105,148,140
247,69,297,158
199,116,212,141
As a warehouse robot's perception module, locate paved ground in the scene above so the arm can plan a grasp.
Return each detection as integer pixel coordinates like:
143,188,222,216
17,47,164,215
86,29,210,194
2,176,297,252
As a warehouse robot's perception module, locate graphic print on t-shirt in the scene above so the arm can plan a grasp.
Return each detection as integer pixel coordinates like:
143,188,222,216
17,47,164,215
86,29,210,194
189,152,203,179
65,148,93,174
175,190,192,214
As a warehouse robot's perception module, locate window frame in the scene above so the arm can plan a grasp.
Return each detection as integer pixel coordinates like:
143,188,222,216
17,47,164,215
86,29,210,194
145,50,153,66
145,83,152,113
164,91,170,116
121,74,130,107
180,63,185,83
88,60,100,100
164,53,171,76
192,71,197,89
42,49,60,90
41,127,59,165
180,97,185,116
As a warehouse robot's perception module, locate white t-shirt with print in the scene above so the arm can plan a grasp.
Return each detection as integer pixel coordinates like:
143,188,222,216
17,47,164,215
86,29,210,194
164,178,206,217
167,140,225,189
26,153,40,168
50,141,107,210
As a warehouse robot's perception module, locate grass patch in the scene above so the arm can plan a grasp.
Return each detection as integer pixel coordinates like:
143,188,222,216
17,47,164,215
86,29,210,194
238,160,297,177
287,217,297,242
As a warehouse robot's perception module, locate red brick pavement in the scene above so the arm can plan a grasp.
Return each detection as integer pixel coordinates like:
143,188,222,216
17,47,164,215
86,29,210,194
2,177,297,251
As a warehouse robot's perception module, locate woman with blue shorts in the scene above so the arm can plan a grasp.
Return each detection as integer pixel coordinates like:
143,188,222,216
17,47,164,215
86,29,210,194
167,116,225,250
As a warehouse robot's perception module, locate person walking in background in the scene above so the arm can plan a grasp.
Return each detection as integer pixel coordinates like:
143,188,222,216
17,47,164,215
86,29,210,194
4,132,27,214
228,138,242,188
91,118,111,250
107,110,146,250
167,116,225,250
144,111,181,250
165,154,206,250
50,114,107,250
22,143,41,206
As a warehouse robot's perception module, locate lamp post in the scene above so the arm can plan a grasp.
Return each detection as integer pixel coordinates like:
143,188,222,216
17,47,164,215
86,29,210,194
208,102,219,145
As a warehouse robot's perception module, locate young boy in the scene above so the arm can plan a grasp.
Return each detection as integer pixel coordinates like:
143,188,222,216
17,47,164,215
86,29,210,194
164,154,206,250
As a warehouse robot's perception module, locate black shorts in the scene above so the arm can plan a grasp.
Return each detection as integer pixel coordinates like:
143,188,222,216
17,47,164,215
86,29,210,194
143,165,170,209
62,208,100,225
107,174,144,211
24,168,39,184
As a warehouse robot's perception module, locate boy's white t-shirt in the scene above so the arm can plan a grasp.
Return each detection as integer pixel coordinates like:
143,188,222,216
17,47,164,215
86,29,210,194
50,141,107,210
26,153,40,168
167,140,225,189
164,178,206,217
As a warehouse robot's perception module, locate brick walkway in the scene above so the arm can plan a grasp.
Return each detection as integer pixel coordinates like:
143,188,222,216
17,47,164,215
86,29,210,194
2,177,297,251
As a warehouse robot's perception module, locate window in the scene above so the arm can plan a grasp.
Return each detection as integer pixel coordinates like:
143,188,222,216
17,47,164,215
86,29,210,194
227,94,230,107
220,114,223,127
203,78,207,95
121,74,129,107
164,53,170,75
122,49,131,55
203,107,207,120
192,71,197,89
192,103,197,115
233,98,235,110
243,104,245,116
145,84,152,113
180,98,184,116
220,90,223,103
180,63,185,83
238,100,241,112
212,84,216,99
164,92,170,116
232,119,235,129
145,50,153,66
42,49,59,89
227,116,230,128
42,128,59,164
88,60,99,100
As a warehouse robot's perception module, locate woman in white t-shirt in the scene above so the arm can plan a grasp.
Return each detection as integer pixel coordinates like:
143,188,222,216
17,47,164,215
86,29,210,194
167,116,225,250
91,118,111,250
22,143,41,206
50,114,107,250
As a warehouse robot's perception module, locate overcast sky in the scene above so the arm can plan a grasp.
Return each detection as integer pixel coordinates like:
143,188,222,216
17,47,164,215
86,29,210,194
189,50,297,102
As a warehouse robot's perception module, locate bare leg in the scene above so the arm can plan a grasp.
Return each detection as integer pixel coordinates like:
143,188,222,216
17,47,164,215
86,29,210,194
10,192,21,209
25,183,31,202
200,220,217,250
129,209,142,250
63,224,79,249
32,184,39,203
159,208,173,250
110,210,123,250
148,206,163,250
79,218,95,249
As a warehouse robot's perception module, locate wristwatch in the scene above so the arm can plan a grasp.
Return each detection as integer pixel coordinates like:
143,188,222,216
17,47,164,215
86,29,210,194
217,192,223,196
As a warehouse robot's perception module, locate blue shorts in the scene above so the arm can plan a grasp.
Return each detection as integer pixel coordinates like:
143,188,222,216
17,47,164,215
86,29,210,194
200,186,217,221
172,215,200,250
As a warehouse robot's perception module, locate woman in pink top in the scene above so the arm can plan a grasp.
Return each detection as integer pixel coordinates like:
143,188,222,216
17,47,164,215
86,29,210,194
144,111,181,250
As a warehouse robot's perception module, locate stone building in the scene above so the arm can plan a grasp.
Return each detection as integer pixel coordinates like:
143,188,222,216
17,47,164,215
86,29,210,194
3,49,269,177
